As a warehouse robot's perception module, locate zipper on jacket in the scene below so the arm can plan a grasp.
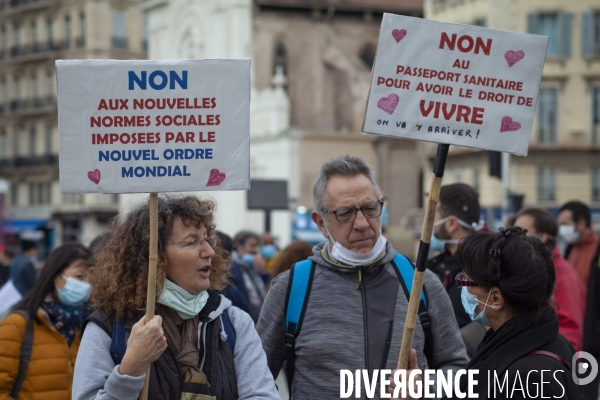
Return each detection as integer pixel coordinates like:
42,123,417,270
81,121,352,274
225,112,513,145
358,265,369,372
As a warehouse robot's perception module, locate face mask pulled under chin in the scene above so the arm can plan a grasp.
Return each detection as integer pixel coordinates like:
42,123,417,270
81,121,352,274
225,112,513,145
324,222,387,266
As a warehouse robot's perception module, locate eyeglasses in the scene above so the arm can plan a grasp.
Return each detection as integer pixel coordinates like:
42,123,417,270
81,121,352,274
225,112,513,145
169,236,218,249
321,200,384,224
455,272,483,287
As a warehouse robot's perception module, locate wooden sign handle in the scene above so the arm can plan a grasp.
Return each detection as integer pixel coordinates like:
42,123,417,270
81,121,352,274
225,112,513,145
397,144,449,369
140,193,159,400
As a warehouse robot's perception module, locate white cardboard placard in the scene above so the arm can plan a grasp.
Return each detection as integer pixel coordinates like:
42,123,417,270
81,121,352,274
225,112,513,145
57,59,250,193
362,14,549,156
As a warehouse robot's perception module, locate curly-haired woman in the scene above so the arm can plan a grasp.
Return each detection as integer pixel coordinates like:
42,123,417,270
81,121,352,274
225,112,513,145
0,243,91,399
72,196,279,400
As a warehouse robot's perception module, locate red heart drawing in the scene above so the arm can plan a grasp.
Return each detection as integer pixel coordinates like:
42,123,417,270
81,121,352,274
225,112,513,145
206,168,226,187
504,50,524,67
377,94,399,115
392,29,407,43
500,116,521,132
87,169,101,185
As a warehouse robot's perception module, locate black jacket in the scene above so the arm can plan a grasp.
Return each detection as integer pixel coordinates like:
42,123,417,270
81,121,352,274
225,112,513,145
87,290,238,400
583,242,600,355
452,308,580,400
427,252,471,328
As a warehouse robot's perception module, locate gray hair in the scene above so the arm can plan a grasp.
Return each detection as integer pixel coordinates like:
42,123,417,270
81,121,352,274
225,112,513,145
312,155,380,210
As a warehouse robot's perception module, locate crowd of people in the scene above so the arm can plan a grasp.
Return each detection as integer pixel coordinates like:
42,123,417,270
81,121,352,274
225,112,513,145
0,154,598,399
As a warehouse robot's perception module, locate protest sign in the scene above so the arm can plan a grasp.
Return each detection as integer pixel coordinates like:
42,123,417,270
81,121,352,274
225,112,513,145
57,59,250,193
362,14,549,156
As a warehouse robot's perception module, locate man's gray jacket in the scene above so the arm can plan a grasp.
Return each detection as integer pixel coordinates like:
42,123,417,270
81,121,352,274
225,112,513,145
256,241,469,399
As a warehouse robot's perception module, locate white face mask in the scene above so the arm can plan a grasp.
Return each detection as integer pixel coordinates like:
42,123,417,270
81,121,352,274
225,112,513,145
323,219,387,266
558,225,581,244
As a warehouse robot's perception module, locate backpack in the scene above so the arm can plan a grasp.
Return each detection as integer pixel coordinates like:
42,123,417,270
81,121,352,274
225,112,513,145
283,253,433,390
109,309,237,365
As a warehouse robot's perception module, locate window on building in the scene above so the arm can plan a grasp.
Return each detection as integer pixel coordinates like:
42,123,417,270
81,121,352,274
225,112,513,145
1,25,6,57
28,182,35,205
45,126,52,155
593,167,600,202
473,168,481,193
65,15,71,49
142,15,148,51
31,73,37,100
13,24,19,47
29,127,36,157
359,43,376,68
46,71,53,98
47,18,53,46
0,75,5,105
31,20,37,45
582,11,600,58
273,41,287,76
10,182,17,206
79,13,86,47
454,169,462,183
63,193,83,204
112,10,127,49
537,88,557,143
472,18,486,27
37,182,50,205
12,126,19,157
14,75,20,100
594,87,600,144
528,12,572,57
0,128,6,159
538,166,556,201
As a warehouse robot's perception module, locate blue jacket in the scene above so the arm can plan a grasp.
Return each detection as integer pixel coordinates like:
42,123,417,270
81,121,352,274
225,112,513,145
10,254,37,296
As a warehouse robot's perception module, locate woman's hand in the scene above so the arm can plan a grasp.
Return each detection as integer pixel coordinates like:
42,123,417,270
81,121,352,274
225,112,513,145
118,315,167,377
389,348,422,400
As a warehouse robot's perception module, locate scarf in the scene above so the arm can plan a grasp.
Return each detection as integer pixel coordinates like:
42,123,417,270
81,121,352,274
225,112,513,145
41,292,84,345
159,306,216,400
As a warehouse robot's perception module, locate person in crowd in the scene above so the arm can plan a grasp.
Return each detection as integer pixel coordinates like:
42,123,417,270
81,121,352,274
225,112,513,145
9,240,39,297
257,155,468,398
72,196,278,400
426,183,486,357
0,245,15,287
265,240,313,292
0,243,91,399
557,201,599,289
514,207,585,351
260,232,279,274
216,230,252,315
228,230,270,322
558,201,600,400
393,227,580,399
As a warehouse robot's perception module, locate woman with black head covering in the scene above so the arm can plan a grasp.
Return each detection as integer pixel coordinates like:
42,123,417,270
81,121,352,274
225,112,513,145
449,226,580,399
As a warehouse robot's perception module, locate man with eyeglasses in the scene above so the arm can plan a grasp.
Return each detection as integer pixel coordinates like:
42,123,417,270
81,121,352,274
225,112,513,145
257,155,468,399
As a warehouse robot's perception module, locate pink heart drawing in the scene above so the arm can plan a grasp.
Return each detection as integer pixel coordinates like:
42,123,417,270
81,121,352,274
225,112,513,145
377,94,399,115
87,169,101,185
206,168,226,187
504,50,525,67
500,116,521,132
392,29,407,43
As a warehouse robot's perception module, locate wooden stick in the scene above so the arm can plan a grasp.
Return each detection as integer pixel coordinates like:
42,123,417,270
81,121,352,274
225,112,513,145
398,144,449,369
140,193,159,400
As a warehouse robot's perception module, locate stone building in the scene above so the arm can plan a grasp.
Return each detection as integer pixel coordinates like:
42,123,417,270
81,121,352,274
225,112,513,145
0,0,145,254
425,0,600,229
143,0,424,250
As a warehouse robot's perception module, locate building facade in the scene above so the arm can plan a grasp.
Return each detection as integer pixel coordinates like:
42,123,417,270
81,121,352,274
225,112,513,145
425,0,600,229
0,0,146,254
142,0,425,249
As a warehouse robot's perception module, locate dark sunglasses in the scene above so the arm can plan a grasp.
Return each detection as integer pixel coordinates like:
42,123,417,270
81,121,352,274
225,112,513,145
455,271,483,287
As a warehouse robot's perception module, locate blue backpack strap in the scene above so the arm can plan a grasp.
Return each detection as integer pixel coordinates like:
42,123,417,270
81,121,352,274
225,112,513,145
11,310,33,399
110,314,129,365
392,253,433,363
284,259,315,392
221,309,236,351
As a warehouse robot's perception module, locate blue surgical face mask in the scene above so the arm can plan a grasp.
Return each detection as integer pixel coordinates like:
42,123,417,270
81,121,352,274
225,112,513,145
242,253,255,265
461,286,495,326
430,217,460,252
56,275,91,307
260,245,277,260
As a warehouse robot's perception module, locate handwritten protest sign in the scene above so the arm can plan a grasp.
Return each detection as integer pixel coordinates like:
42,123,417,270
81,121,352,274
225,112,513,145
57,59,250,193
362,14,549,156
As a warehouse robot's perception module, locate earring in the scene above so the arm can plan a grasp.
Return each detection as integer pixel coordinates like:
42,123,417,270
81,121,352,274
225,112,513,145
491,305,499,310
